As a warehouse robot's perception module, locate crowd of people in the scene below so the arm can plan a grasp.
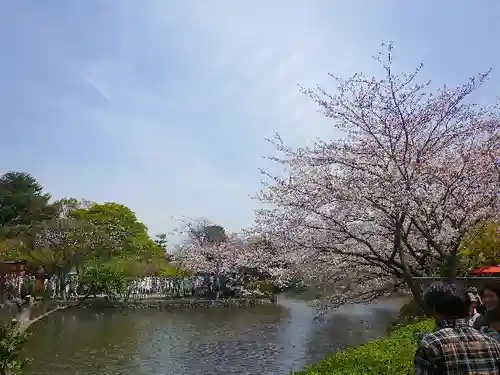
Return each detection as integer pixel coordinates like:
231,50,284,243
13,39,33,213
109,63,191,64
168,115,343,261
415,282,500,374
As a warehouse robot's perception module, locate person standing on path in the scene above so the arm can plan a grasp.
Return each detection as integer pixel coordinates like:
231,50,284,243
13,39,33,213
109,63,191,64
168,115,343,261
473,284,500,329
468,286,486,314
414,282,500,375
468,293,482,326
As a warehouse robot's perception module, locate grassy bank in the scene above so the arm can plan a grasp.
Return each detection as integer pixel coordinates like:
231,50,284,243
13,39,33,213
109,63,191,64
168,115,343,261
294,319,435,375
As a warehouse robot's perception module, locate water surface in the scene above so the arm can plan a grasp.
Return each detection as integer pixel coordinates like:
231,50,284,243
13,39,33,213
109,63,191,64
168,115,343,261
23,296,402,375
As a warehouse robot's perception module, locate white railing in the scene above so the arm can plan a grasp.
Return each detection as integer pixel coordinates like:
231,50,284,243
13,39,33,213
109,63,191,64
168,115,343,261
0,275,208,300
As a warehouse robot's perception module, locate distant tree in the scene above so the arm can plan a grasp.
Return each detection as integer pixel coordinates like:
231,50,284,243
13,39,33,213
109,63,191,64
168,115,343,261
20,218,115,299
71,202,163,262
182,219,228,246
81,258,149,302
181,233,294,288
0,172,57,235
155,233,168,250
202,225,227,245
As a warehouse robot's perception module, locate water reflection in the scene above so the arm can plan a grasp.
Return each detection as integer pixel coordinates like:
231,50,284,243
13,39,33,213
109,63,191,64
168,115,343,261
304,300,402,364
133,307,289,374
22,297,402,375
24,310,141,375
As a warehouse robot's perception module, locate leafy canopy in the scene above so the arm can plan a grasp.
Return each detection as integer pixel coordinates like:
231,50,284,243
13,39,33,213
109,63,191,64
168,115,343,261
71,202,164,262
459,220,500,272
0,172,57,234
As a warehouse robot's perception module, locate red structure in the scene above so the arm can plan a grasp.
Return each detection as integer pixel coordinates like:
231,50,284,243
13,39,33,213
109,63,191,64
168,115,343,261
0,260,26,277
31,266,50,296
0,261,50,296
470,265,500,275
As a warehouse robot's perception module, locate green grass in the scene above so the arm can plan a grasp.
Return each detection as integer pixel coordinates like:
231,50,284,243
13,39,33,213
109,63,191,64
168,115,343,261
294,319,435,375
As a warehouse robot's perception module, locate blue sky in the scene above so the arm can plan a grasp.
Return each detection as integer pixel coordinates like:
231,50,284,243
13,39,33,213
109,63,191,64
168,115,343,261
1,1,499,237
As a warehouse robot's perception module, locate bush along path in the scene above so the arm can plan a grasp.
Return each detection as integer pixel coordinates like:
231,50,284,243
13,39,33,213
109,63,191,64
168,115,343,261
294,319,435,375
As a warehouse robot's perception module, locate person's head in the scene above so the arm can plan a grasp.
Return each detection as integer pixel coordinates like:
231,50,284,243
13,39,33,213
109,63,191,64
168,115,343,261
469,293,479,313
468,286,479,294
481,284,500,311
423,282,470,319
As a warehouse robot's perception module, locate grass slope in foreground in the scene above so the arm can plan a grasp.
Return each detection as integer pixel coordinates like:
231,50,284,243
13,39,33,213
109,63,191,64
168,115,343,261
294,319,435,375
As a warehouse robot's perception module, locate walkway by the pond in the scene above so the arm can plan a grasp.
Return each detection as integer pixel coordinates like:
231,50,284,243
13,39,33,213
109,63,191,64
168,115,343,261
22,296,404,375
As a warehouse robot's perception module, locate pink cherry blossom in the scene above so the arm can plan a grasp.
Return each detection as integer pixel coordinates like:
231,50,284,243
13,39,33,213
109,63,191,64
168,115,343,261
179,233,296,287
253,43,500,308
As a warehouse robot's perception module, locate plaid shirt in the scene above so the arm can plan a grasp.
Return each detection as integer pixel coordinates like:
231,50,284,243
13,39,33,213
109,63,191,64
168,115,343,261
480,326,500,343
414,318,500,375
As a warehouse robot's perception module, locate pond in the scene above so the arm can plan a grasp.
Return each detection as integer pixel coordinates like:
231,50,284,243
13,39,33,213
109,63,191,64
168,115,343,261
22,296,403,375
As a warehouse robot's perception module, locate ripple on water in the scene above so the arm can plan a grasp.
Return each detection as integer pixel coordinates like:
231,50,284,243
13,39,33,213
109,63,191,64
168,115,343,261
22,298,401,375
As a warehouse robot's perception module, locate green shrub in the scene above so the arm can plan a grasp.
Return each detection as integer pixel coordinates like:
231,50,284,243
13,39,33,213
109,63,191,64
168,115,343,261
387,297,426,333
0,322,30,375
294,319,435,375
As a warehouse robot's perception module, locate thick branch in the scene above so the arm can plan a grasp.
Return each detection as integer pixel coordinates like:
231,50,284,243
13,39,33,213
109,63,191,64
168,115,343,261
14,296,79,334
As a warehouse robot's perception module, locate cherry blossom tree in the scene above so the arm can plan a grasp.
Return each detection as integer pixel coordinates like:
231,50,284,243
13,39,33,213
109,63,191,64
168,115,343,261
255,43,500,308
179,233,296,288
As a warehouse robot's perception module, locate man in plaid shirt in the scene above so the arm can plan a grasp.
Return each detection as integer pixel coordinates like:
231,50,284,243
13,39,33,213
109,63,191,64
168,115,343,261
415,282,500,374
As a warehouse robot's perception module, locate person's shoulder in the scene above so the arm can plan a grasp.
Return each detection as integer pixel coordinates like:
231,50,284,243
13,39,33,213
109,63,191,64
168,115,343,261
481,334,500,353
473,314,487,328
472,327,500,349
422,326,479,344
418,330,446,348
419,330,439,341
424,326,500,355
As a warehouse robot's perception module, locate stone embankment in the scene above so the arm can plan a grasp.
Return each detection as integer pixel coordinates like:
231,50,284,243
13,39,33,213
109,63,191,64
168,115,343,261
56,296,277,309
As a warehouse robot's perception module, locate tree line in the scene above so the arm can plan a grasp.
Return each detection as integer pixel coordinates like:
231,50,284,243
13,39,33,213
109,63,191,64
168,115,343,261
0,171,177,301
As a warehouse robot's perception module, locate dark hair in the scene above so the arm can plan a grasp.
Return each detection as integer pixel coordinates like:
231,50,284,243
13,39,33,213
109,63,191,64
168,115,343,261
481,283,500,300
468,286,479,294
423,282,470,318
